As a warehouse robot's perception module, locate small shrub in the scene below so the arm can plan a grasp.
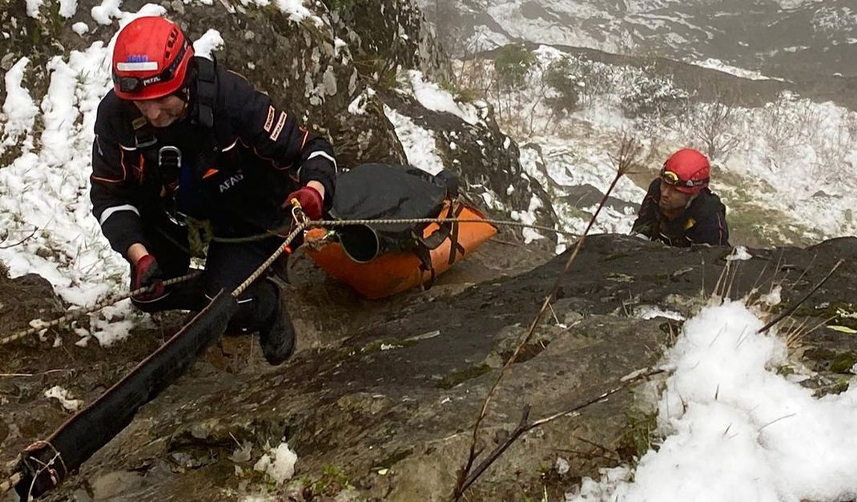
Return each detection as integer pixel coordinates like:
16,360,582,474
438,79,482,103
494,43,536,90
620,71,688,119
543,56,581,116
326,0,358,13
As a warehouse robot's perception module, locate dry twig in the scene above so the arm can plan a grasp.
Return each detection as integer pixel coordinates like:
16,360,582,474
0,226,38,250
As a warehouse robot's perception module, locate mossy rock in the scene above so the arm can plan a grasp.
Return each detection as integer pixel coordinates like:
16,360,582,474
829,352,857,374
436,364,491,389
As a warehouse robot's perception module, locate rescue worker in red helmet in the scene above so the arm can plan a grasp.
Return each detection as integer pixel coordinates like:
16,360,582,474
631,148,729,247
90,17,337,365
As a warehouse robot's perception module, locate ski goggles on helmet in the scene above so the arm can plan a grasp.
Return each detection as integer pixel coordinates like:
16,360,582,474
660,168,709,189
113,41,189,95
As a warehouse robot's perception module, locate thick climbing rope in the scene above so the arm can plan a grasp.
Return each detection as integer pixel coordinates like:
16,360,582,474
0,212,572,347
233,207,309,298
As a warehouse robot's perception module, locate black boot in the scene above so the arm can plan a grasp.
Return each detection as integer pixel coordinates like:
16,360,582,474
258,299,296,365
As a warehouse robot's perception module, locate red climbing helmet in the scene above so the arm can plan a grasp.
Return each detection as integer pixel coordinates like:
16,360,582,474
111,17,194,100
660,148,710,194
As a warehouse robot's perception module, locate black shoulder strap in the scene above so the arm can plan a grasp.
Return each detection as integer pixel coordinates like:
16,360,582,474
194,57,217,129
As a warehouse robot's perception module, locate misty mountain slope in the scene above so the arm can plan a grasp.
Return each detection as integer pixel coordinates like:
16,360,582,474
420,0,857,79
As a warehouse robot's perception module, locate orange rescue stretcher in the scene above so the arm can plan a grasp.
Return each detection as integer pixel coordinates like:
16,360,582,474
304,199,496,299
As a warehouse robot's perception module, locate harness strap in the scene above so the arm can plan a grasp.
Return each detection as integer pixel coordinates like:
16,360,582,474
415,244,436,291
446,201,466,265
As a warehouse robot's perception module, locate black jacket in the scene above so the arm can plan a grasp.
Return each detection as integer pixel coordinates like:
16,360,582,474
631,179,729,247
90,57,337,255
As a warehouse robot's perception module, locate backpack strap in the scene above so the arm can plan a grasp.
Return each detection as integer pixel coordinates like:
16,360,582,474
194,57,217,129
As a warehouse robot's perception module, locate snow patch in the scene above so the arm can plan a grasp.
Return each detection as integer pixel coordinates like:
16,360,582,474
400,70,480,125
60,0,78,18
2,58,39,151
72,22,90,35
691,58,782,81
759,285,783,307
510,195,545,244
26,0,43,17
193,29,225,59
726,246,752,261
635,306,685,321
384,105,445,175
45,386,84,412
91,0,123,25
566,301,857,502
253,442,298,485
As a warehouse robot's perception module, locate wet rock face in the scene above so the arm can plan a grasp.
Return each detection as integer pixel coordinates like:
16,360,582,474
5,235,854,502
322,0,448,81
383,90,559,248
0,271,64,342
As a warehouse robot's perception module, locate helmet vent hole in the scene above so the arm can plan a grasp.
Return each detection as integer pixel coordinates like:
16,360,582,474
167,29,178,48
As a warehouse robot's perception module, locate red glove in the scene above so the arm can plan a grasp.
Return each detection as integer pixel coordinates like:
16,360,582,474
284,185,323,220
131,254,166,302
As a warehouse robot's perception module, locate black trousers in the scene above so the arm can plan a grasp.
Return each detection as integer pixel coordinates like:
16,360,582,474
130,217,284,333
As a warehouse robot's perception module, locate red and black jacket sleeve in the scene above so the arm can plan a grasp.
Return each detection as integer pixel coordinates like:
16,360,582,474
219,70,337,208
89,92,148,256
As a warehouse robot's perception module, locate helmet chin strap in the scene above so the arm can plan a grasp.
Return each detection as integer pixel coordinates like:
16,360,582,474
685,192,698,208
178,100,190,122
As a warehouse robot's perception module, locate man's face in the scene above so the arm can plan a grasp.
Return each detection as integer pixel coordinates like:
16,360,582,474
659,181,694,211
133,95,187,128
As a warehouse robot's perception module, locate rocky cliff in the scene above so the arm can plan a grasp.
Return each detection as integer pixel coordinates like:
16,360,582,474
2,236,856,501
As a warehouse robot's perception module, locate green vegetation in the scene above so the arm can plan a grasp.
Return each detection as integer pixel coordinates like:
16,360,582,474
46,1,63,39
352,54,397,89
726,203,818,247
793,302,857,330
829,352,857,374
522,486,550,502
306,464,355,498
325,0,359,14
543,57,581,115
494,44,535,90
372,447,413,471
438,79,482,103
831,376,851,394
436,364,491,389
616,404,659,464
